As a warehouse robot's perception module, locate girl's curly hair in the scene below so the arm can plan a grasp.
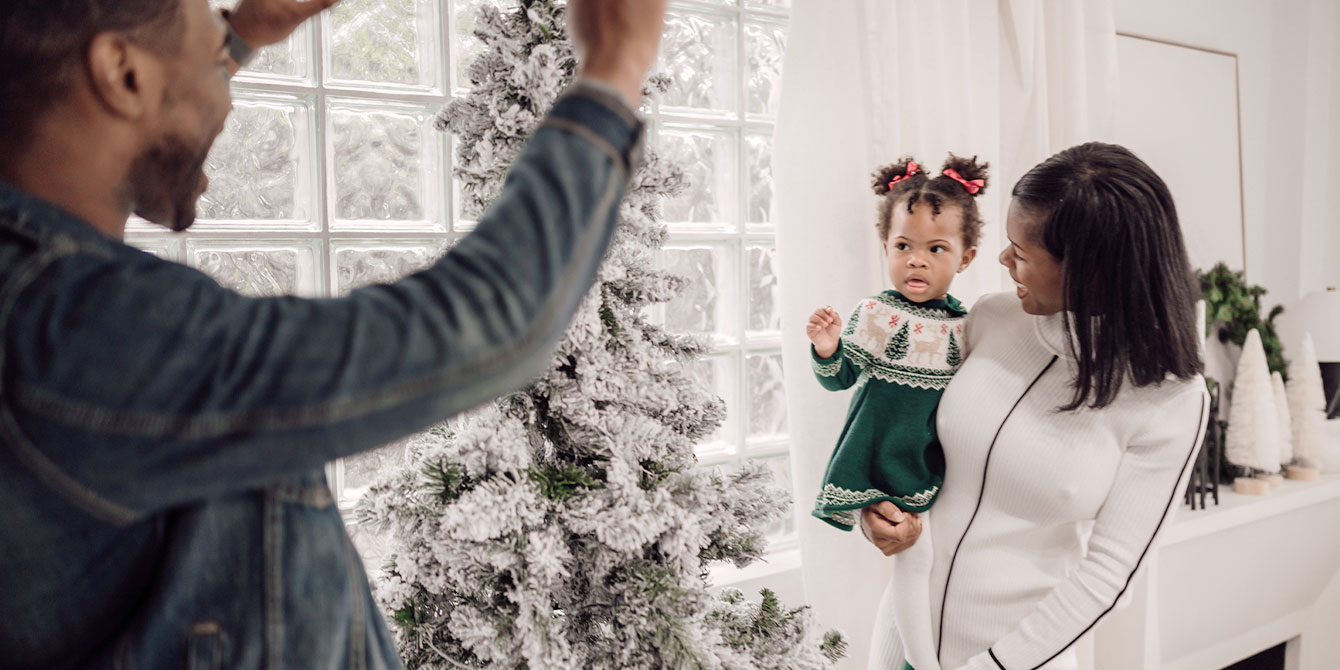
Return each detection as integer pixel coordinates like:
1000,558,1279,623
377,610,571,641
871,154,990,248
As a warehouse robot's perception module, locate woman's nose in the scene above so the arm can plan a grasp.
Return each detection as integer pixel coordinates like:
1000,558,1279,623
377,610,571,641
998,246,1011,268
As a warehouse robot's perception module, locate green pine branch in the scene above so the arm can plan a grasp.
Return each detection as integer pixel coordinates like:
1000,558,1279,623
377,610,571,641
1198,262,1287,376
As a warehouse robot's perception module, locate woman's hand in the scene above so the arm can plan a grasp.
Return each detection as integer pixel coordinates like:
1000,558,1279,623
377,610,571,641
859,502,921,556
806,306,842,358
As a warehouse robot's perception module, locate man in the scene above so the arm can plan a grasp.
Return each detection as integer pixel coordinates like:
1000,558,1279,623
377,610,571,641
0,0,665,666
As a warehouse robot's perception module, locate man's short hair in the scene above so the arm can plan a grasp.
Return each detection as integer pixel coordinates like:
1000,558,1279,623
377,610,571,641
0,0,184,150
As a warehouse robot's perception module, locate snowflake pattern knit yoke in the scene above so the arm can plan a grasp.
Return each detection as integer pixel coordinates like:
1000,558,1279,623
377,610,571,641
810,290,967,530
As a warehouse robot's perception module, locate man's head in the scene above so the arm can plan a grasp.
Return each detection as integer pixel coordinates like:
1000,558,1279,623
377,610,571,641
1,0,232,231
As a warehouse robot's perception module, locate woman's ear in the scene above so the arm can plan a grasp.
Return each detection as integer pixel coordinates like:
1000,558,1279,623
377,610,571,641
957,246,978,272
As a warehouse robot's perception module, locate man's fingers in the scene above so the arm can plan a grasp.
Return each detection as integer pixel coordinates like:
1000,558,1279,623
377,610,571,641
312,0,343,16
294,0,340,21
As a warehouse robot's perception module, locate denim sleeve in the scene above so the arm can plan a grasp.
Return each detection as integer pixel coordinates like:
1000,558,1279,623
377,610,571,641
1,86,642,523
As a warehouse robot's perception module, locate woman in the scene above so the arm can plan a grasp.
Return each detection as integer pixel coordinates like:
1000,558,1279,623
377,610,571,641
862,142,1210,670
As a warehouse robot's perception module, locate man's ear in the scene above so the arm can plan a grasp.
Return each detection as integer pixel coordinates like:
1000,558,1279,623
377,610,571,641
957,246,978,272
85,33,163,120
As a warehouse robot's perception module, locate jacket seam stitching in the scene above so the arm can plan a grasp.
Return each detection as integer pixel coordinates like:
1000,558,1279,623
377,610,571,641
265,493,284,670
542,116,627,171
0,246,137,523
347,533,367,670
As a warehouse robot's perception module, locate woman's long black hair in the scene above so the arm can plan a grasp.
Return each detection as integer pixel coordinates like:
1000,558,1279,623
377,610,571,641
1012,142,1204,410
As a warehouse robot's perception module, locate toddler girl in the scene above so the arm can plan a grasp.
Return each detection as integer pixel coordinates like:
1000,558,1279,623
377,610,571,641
807,154,990,531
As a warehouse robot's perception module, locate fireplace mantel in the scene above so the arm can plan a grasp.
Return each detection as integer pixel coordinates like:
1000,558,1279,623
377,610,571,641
1093,474,1340,670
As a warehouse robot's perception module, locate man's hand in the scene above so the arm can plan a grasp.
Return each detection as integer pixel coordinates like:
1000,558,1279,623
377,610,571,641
567,0,668,107
859,502,922,557
227,0,340,51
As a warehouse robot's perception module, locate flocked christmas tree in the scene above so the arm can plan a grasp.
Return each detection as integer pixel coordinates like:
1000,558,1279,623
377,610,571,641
1225,329,1281,481
356,2,844,668
1271,371,1293,469
1286,332,1326,476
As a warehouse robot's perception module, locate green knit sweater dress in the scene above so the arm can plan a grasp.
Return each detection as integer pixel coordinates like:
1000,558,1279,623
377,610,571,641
810,290,967,531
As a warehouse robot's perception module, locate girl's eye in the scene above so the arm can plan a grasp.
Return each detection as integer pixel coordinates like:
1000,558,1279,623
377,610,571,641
896,243,909,251
931,245,946,253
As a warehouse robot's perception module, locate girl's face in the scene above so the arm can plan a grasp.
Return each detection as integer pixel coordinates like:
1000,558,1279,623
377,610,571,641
1000,198,1065,315
883,201,976,302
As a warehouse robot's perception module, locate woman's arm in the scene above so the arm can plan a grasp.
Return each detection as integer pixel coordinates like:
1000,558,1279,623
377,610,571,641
954,383,1209,670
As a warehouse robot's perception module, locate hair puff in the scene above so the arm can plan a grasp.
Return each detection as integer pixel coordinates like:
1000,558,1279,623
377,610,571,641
871,156,926,196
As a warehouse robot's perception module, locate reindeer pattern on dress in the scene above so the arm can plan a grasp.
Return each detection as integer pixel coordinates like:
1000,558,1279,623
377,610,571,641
907,333,945,365
844,297,962,374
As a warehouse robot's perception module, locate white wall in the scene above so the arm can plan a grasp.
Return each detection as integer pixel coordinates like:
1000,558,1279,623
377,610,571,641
1115,0,1340,305
1296,0,1340,298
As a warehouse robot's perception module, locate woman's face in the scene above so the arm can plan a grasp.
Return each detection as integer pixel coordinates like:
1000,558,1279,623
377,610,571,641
999,199,1065,315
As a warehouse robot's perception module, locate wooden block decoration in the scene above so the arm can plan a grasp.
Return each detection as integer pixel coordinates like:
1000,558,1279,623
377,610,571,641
1285,465,1321,482
1233,477,1271,495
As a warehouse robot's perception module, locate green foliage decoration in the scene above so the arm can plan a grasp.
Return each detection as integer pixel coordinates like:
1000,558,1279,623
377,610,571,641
1198,262,1287,376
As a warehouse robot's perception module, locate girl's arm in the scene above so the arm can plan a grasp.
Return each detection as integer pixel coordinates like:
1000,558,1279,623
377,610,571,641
953,382,1209,670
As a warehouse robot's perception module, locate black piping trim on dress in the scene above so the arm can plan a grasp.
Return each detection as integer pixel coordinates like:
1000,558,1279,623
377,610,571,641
936,355,1058,660
1026,390,1209,669
988,648,1006,669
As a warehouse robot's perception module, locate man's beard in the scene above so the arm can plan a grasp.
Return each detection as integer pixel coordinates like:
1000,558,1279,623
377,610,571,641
129,132,211,232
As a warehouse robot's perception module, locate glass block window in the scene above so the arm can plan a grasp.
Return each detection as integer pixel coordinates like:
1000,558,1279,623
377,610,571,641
650,1,793,552
128,0,459,509
125,0,792,552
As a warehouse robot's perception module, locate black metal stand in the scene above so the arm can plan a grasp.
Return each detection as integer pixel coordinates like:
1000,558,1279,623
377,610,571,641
1321,361,1340,420
1185,381,1222,510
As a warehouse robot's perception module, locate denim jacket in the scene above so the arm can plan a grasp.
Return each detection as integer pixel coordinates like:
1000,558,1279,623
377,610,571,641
0,84,642,669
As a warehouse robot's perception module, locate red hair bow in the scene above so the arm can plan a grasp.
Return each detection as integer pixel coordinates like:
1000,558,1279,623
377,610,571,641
942,168,984,195
887,161,921,189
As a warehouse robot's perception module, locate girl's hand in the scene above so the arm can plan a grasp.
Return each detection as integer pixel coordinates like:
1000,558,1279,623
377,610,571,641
859,503,922,556
806,306,842,358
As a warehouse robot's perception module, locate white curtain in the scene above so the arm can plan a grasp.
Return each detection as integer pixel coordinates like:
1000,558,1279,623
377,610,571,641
773,2,1117,667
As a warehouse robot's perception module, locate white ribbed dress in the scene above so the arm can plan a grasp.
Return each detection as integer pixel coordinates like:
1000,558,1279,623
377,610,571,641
869,292,1210,670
